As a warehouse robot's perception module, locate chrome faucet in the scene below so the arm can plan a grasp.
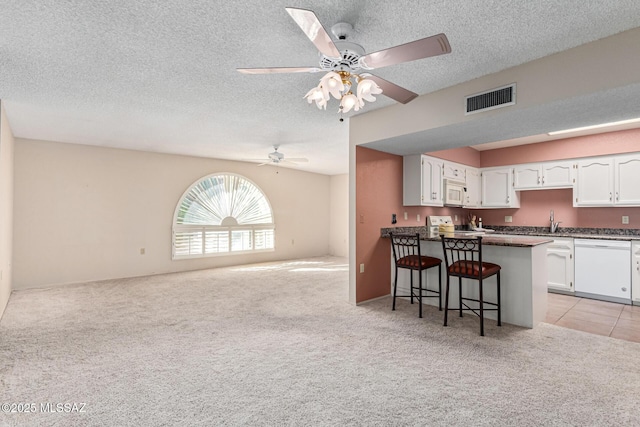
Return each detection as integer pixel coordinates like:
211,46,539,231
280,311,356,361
550,209,561,233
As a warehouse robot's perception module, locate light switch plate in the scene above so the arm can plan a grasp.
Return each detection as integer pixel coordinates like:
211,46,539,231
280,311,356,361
505,216,513,223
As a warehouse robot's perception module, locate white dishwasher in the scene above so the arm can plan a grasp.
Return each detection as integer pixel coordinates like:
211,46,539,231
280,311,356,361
574,239,631,303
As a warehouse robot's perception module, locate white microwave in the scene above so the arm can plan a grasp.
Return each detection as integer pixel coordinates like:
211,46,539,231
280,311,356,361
444,179,466,206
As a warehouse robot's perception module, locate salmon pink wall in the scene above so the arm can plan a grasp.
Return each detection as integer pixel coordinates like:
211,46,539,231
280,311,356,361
355,146,402,303
473,189,640,229
355,146,466,303
480,128,640,167
429,146,481,167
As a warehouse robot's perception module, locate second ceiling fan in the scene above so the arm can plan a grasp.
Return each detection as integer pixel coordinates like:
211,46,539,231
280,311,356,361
238,7,451,116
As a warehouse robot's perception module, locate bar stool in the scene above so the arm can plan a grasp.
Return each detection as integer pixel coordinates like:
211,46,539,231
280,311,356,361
440,235,502,336
389,232,442,318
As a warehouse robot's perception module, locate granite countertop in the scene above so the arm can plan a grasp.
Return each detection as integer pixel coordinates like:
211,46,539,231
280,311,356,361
381,225,640,243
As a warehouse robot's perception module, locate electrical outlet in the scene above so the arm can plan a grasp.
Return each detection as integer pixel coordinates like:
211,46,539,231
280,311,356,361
417,214,421,222
359,214,364,224
622,215,629,224
454,214,458,221
360,263,365,273
505,216,513,223
404,212,408,220
140,248,145,255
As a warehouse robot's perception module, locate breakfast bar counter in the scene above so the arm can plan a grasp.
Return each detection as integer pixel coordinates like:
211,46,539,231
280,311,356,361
382,227,552,328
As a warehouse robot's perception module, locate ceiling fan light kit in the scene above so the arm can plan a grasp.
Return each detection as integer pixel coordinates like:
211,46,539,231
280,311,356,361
237,7,451,119
304,71,382,113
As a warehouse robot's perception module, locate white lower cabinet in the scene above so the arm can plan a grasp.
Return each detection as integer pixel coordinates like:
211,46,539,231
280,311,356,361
546,238,574,293
633,242,640,304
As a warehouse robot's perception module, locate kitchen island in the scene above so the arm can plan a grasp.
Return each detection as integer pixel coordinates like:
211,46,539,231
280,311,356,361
383,227,552,328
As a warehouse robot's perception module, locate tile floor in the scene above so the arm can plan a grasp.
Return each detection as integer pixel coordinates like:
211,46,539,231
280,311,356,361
546,292,640,343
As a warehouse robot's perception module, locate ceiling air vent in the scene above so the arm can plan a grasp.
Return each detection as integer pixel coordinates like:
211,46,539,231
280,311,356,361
465,83,516,115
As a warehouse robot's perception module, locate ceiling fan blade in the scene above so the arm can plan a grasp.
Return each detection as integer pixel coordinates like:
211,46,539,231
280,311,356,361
284,158,309,163
366,74,418,104
237,67,322,74
359,33,451,70
285,7,341,59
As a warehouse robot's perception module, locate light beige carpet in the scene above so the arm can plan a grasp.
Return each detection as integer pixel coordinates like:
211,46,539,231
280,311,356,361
1,256,639,426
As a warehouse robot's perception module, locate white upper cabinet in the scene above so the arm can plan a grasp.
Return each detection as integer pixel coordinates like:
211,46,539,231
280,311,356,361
403,154,443,207
443,161,466,182
513,164,542,189
480,167,520,208
542,161,574,188
574,157,613,206
464,167,481,208
615,154,640,205
574,153,640,206
513,161,573,190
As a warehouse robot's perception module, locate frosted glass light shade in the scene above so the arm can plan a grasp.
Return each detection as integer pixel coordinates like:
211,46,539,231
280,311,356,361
340,93,360,113
319,71,344,100
304,86,327,109
357,78,382,103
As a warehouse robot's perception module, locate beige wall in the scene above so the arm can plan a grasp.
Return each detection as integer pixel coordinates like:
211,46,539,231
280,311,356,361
0,102,15,318
329,174,348,257
13,139,333,289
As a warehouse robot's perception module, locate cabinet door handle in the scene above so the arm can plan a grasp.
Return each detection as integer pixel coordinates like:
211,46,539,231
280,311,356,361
542,176,545,185
538,177,541,184
609,192,612,201
616,192,619,201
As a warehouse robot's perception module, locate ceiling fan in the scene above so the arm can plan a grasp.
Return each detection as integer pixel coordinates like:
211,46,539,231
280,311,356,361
237,7,451,116
247,146,309,166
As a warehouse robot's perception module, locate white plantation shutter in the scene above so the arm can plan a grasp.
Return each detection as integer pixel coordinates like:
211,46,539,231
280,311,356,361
173,174,275,258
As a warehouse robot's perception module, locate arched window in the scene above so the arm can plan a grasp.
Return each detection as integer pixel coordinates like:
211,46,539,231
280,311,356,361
172,173,275,258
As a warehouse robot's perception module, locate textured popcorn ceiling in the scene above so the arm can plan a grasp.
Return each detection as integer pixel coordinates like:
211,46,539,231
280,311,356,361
1,1,640,175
